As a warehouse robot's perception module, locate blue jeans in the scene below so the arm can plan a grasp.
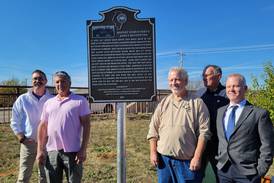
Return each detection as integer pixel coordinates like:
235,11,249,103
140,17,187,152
157,154,202,183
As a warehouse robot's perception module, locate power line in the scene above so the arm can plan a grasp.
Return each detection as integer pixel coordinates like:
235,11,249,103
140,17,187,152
157,43,274,56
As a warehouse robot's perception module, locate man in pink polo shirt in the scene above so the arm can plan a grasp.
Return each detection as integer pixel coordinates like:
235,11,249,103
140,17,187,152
36,71,91,183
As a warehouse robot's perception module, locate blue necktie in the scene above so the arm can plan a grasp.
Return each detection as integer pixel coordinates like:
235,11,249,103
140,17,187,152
226,106,238,140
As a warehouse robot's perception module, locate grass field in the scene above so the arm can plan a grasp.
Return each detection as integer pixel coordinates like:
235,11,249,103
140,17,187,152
0,113,273,182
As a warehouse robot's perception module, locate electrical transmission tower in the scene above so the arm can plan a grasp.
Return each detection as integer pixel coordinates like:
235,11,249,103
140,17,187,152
177,50,184,67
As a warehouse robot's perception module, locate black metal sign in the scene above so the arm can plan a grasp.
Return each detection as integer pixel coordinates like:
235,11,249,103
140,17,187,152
87,6,156,102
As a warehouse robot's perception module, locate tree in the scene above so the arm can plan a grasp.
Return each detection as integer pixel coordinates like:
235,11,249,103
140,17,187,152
246,62,274,124
0,78,27,107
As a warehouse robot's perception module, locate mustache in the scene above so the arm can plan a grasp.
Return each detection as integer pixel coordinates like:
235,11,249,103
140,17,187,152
33,81,43,86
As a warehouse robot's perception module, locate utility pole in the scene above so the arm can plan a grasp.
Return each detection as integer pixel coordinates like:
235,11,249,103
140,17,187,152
177,50,184,67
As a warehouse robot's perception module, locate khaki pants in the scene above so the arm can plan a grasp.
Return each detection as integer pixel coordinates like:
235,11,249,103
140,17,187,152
17,141,46,183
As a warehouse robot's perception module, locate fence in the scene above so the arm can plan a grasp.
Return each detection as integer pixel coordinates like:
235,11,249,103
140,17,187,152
0,85,171,123
0,85,24,123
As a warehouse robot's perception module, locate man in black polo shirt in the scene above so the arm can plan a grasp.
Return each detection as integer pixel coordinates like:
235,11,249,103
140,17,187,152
196,65,229,182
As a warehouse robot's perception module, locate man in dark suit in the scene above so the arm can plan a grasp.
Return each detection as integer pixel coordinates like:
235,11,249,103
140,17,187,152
216,73,274,183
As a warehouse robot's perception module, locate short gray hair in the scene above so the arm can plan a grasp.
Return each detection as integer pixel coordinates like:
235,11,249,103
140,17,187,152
54,71,71,83
168,67,188,81
227,73,247,86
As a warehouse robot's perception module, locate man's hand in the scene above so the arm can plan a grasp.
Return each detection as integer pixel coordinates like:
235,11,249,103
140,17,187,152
149,139,158,167
36,150,46,165
75,149,87,164
22,138,35,144
150,151,158,167
189,156,201,171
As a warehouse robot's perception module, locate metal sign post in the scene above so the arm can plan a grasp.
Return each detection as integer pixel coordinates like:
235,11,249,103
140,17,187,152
117,103,126,183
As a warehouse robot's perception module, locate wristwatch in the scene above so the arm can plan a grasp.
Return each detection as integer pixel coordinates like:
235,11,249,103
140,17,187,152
19,135,26,143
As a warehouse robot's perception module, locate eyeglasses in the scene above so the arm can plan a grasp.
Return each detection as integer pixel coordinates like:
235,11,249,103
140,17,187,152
202,73,216,78
32,77,44,81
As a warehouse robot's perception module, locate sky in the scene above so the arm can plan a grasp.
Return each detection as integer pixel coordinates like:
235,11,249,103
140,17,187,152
0,0,274,89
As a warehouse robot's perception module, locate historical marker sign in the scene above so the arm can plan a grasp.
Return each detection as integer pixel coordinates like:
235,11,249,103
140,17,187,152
87,6,156,102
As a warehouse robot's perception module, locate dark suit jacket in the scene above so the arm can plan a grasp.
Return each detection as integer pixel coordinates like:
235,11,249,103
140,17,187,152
216,101,274,176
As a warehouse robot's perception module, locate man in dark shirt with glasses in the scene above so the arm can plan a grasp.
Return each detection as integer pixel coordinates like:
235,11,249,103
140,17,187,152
196,65,229,182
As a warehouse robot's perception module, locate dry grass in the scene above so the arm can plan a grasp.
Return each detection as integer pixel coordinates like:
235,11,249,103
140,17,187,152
0,113,273,182
0,114,157,183
84,113,157,182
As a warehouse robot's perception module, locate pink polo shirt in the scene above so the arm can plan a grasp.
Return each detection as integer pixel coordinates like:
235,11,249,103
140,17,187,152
41,93,91,152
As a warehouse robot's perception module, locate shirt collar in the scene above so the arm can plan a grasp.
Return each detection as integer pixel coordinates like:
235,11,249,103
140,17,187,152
55,91,73,101
206,83,225,94
228,99,246,109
